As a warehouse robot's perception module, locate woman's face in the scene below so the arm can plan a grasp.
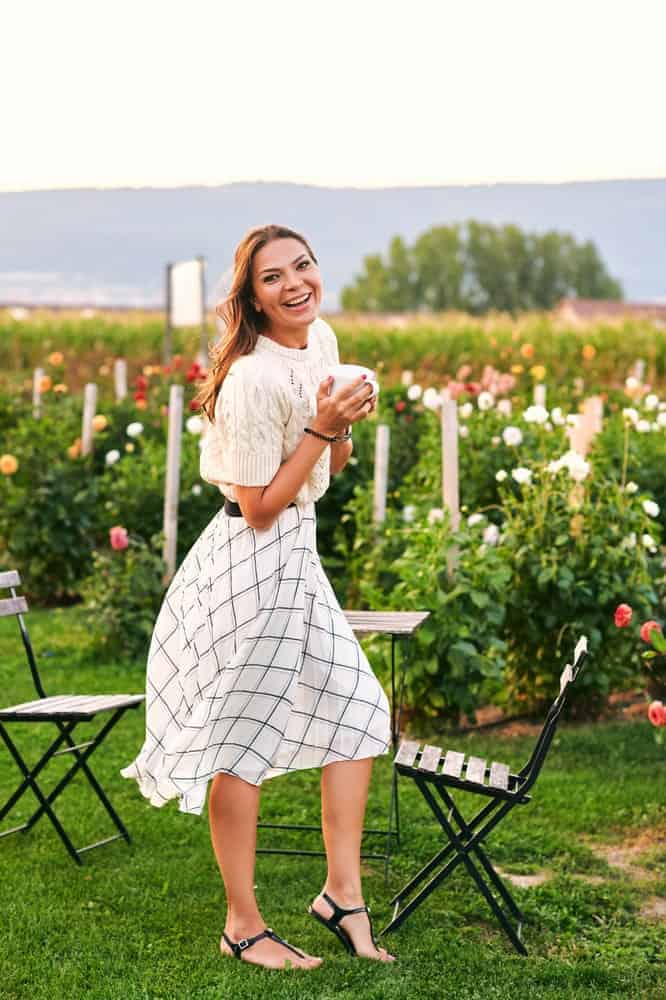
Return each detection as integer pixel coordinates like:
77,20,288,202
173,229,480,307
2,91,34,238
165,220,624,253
251,237,322,330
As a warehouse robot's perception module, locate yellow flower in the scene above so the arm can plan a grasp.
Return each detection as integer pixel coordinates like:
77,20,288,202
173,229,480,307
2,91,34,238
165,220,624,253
530,364,547,381
92,414,108,432
125,442,135,453
48,351,64,365
0,454,18,475
38,375,52,392
582,344,596,361
53,383,68,394
510,364,524,375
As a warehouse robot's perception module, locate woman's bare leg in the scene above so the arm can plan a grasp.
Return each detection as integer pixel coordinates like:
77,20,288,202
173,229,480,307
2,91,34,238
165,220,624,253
209,771,322,969
311,758,395,961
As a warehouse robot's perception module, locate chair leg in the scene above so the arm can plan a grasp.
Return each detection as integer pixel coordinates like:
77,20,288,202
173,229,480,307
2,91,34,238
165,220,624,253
21,711,130,842
0,722,82,865
0,721,76,822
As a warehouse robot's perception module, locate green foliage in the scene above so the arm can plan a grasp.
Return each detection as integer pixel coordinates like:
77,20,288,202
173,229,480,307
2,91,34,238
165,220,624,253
80,531,166,661
341,221,623,313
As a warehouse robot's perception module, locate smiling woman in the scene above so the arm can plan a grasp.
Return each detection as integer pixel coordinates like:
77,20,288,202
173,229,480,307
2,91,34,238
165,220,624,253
120,224,393,970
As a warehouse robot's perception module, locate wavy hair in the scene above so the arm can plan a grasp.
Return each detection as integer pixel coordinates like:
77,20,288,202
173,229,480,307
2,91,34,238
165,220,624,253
195,224,318,422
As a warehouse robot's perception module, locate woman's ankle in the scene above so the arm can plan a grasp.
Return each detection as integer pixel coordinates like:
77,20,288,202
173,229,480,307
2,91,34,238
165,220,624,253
321,881,364,907
224,908,265,936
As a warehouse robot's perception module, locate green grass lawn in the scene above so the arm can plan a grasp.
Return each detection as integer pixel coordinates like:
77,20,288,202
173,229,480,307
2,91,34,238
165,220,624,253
1,607,664,1000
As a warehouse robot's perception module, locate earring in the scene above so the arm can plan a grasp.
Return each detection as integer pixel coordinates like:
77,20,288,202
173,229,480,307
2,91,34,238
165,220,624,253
254,301,261,312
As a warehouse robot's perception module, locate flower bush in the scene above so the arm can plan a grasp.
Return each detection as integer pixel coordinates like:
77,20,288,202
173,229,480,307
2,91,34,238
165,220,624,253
80,529,166,660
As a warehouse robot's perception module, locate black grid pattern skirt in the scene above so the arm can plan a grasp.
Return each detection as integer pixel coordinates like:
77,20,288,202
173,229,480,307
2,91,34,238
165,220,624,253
121,502,391,815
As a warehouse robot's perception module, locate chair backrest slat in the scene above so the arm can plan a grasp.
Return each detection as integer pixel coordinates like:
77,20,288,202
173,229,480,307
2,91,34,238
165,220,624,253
0,571,47,700
0,596,29,617
0,570,21,588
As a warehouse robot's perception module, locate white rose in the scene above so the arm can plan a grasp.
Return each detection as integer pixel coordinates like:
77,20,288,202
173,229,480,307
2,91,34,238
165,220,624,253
467,513,484,527
459,425,469,438
567,454,590,482
523,404,549,424
645,393,659,411
642,533,657,553
625,481,639,494
511,467,532,485
550,407,565,426
105,449,120,466
495,469,508,482
657,412,666,428
407,384,422,401
547,459,563,475
643,500,660,518
477,391,494,411
186,415,204,435
402,504,416,523
459,402,473,419
502,426,523,447
427,507,444,525
401,370,414,387
423,387,441,410
566,414,580,427
191,484,202,496
126,421,144,438
636,419,651,433
496,399,512,417
625,375,640,391
621,532,637,549
483,523,500,545
622,407,639,425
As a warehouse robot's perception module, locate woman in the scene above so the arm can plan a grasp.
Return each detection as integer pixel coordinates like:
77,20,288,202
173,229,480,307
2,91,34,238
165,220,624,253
121,224,396,970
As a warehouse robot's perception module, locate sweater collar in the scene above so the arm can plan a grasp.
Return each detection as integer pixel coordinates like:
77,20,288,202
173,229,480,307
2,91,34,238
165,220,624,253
255,323,316,361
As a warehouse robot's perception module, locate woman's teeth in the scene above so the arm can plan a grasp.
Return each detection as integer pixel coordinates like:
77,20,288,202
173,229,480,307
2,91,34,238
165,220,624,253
284,293,311,308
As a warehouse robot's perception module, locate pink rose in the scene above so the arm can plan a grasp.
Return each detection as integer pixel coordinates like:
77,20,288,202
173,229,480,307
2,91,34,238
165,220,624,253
614,603,633,628
647,701,666,727
640,620,663,644
109,526,129,551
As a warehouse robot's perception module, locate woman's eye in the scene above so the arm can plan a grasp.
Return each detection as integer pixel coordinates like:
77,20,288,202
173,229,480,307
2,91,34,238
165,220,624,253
298,260,310,269
263,274,278,283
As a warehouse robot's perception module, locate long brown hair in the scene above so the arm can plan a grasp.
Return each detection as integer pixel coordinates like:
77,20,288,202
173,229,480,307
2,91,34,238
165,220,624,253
195,224,318,422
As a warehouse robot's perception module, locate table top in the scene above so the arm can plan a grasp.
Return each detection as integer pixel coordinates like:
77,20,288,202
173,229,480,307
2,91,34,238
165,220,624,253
343,610,431,636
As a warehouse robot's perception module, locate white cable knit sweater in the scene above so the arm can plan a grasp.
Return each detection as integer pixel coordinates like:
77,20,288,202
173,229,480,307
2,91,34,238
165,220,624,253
199,317,340,504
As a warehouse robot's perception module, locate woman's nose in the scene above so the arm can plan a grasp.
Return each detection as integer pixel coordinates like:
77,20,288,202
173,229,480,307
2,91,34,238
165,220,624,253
283,268,303,289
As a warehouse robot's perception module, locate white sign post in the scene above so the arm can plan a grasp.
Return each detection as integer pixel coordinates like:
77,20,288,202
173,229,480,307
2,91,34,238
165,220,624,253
32,367,44,419
163,385,184,581
441,395,460,576
114,359,127,401
373,424,390,524
164,257,207,365
81,383,98,457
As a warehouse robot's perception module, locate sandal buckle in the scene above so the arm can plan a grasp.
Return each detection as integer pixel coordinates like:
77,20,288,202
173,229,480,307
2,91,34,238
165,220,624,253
237,938,250,950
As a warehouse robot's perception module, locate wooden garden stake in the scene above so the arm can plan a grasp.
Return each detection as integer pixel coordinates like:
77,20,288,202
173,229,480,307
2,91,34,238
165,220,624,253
163,384,184,581
81,383,98,457
114,359,127,401
32,367,44,419
533,383,547,407
373,424,390,524
440,397,460,575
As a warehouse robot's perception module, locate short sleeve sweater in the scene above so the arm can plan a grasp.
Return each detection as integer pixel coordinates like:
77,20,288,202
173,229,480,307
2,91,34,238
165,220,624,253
199,316,340,505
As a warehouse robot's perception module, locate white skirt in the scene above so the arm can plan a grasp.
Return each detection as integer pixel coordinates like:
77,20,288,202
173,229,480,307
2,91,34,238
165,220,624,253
120,502,391,815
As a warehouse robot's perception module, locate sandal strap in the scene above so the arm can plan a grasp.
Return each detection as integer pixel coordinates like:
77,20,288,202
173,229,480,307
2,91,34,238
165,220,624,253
222,927,271,959
322,891,369,926
265,928,307,959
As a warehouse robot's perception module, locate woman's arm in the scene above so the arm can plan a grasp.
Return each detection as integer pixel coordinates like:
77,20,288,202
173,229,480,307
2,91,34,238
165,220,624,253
330,437,353,475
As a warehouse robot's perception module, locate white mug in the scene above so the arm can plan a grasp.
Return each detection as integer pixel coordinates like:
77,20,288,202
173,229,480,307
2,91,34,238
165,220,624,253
327,363,379,399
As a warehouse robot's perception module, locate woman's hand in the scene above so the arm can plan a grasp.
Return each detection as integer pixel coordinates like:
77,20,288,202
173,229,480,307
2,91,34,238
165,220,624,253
311,376,376,437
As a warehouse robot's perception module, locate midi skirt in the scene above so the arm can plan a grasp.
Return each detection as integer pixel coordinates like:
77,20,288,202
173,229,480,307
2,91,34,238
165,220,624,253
120,501,391,815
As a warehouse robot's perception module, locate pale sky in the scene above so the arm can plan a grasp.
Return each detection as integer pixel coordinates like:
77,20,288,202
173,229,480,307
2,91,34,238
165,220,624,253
3,0,665,192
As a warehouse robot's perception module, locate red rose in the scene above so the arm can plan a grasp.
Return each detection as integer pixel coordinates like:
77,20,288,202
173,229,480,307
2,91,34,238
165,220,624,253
640,620,663,644
189,399,201,411
395,401,406,412
647,700,666,727
133,390,146,403
135,375,148,391
614,603,633,628
109,525,129,551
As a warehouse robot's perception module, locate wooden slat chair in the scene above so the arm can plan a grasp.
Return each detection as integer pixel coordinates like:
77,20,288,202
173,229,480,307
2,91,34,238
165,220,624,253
378,636,589,955
0,570,145,865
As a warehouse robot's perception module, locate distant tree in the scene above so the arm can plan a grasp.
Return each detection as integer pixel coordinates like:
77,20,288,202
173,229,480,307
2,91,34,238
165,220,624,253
341,221,622,313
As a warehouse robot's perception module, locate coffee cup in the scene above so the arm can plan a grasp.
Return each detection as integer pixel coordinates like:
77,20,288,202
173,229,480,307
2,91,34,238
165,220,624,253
327,363,379,400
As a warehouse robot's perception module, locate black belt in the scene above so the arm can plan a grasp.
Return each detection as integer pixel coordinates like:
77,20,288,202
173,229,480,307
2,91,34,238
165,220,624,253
223,497,296,517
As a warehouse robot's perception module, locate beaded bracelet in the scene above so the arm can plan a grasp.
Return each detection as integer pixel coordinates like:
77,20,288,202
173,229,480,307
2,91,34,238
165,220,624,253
304,426,352,444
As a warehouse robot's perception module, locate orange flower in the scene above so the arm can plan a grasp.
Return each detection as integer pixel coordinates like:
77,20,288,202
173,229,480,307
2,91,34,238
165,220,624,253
48,351,64,365
99,364,111,376
67,440,81,459
92,414,109,432
135,397,148,410
0,454,18,475
53,383,68,394
520,343,534,359
38,374,52,392
582,344,596,361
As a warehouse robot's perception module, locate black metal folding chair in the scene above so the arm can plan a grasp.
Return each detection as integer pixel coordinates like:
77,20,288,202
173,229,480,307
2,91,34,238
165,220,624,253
378,635,589,954
0,570,145,865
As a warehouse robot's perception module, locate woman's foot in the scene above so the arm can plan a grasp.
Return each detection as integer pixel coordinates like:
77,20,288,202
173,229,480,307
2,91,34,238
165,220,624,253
220,920,323,970
310,889,396,962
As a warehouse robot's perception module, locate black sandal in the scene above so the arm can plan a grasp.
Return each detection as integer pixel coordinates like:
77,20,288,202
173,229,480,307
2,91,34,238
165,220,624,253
307,891,381,957
221,926,308,965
